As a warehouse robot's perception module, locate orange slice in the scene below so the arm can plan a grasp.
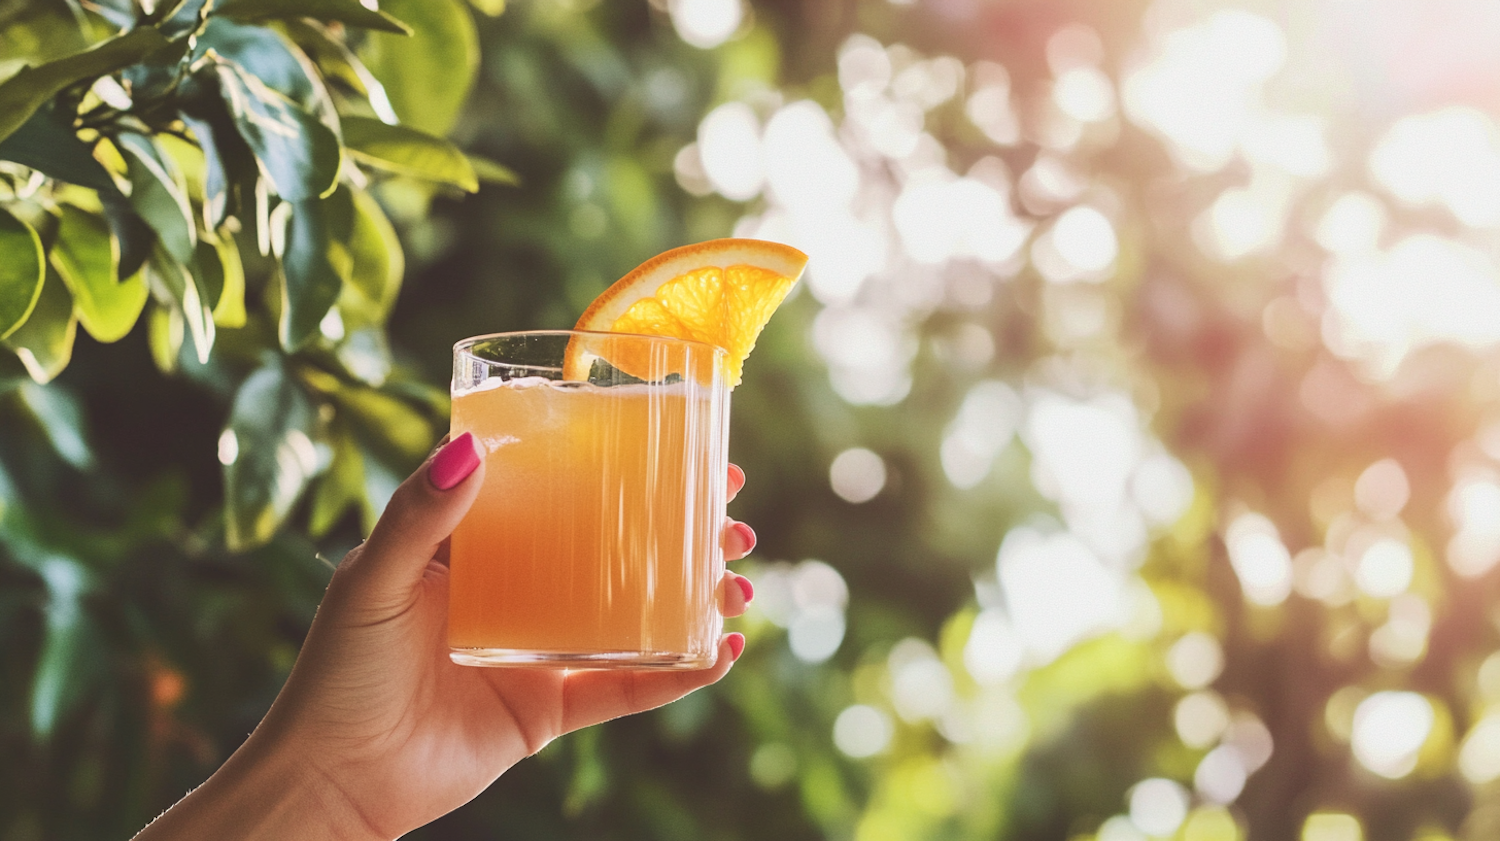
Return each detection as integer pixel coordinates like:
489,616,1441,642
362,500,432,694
566,238,808,387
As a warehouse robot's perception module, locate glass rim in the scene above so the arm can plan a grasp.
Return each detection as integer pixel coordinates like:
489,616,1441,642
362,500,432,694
453,329,727,362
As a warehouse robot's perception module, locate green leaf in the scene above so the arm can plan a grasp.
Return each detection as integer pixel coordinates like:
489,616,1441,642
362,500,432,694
309,425,365,537
342,187,403,322
341,115,477,191
212,58,342,202
336,384,434,464
49,204,148,343
0,27,172,144
145,247,214,364
2,267,77,384
18,381,93,470
467,154,521,186
278,19,398,123
223,359,319,550
0,207,45,340
209,234,246,327
467,0,505,16
277,189,353,350
216,0,413,34
99,194,155,281
30,556,102,740
116,132,197,265
197,19,336,124
147,303,183,374
180,94,260,230
0,104,116,192
359,0,478,137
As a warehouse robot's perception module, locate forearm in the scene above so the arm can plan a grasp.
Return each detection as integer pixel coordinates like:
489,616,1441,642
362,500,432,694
132,727,383,841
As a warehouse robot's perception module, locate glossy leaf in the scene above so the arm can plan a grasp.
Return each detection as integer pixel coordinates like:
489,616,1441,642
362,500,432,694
2,267,76,384
0,208,44,340
277,190,353,350
309,425,365,537
49,204,148,344
223,360,318,551
98,194,155,281
215,0,413,34
278,20,399,123
342,187,404,322
18,381,93,470
180,92,260,230
212,58,342,202
116,132,197,265
30,556,102,740
196,19,337,124
468,0,506,16
341,115,477,191
359,0,478,137
0,28,171,143
145,248,214,364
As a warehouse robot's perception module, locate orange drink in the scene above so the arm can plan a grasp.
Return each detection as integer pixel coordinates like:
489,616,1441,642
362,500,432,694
447,331,729,668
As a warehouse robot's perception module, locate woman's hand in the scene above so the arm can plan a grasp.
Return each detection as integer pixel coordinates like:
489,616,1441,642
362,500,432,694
134,433,755,841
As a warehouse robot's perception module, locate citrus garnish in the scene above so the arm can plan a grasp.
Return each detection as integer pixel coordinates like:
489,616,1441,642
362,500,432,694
565,238,808,387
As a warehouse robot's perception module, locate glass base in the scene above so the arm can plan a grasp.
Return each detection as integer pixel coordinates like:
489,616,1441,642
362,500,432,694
449,647,715,670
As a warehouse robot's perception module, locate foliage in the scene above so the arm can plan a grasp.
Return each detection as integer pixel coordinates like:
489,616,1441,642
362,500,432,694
6,1,1500,841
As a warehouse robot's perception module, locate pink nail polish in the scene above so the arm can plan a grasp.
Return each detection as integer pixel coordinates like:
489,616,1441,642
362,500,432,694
430,432,480,490
726,633,745,661
735,575,754,603
732,522,756,553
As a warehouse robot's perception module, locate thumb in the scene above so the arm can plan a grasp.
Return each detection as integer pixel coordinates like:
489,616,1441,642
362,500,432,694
337,432,486,607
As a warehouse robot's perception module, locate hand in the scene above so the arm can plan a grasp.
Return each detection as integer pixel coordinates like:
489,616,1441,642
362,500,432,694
134,433,756,841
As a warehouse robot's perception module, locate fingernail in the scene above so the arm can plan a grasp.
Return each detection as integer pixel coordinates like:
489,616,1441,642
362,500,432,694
726,633,745,661
728,463,745,487
735,575,754,603
731,522,756,553
430,432,480,490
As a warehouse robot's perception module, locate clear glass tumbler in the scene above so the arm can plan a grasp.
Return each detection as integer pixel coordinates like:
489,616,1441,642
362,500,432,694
447,331,730,668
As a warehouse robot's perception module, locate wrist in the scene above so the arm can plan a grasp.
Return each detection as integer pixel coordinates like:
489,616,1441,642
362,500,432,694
134,726,385,841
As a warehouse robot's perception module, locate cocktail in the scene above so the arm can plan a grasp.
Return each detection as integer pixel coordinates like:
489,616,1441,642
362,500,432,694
447,239,807,668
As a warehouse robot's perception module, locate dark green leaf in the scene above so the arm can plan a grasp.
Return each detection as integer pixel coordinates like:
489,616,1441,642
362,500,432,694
49,204,148,343
196,19,336,124
0,104,116,192
180,89,260,229
99,194,154,280
116,132,197,265
359,0,478,137
213,58,342,202
0,28,172,144
30,556,102,740
341,115,477,191
18,381,93,469
277,189,352,349
278,20,396,121
223,358,319,550
147,303,183,374
467,154,521,186
145,247,214,364
2,267,76,384
0,207,44,340
336,384,434,464
343,187,403,321
215,0,413,35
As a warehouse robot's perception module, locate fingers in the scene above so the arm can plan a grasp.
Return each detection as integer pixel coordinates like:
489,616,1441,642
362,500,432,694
724,521,755,560
336,433,485,607
721,572,752,617
559,634,744,732
727,463,745,502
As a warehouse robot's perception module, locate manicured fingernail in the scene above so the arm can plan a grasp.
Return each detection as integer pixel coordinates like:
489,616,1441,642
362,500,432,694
726,633,745,661
728,463,745,488
731,522,756,553
735,575,754,603
430,432,480,490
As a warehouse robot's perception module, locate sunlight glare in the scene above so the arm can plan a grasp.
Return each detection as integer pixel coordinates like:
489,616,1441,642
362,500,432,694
830,447,887,503
834,704,893,758
1194,745,1247,805
1129,778,1190,837
1225,512,1293,606
1369,107,1500,228
1175,691,1231,749
941,380,1021,489
1351,691,1433,779
669,0,742,50
997,526,1126,662
697,102,763,201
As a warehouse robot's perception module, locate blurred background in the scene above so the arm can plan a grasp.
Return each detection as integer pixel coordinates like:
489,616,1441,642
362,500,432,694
8,0,1500,838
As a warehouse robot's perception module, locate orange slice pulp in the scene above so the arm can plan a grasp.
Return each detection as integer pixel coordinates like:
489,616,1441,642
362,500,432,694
564,238,808,387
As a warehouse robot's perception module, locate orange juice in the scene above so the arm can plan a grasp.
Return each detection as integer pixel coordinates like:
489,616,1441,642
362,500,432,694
447,376,728,667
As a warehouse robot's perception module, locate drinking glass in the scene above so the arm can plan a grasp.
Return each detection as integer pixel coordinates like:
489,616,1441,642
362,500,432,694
447,331,730,668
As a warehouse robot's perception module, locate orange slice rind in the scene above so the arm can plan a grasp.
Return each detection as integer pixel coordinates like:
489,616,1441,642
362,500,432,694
564,238,808,387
